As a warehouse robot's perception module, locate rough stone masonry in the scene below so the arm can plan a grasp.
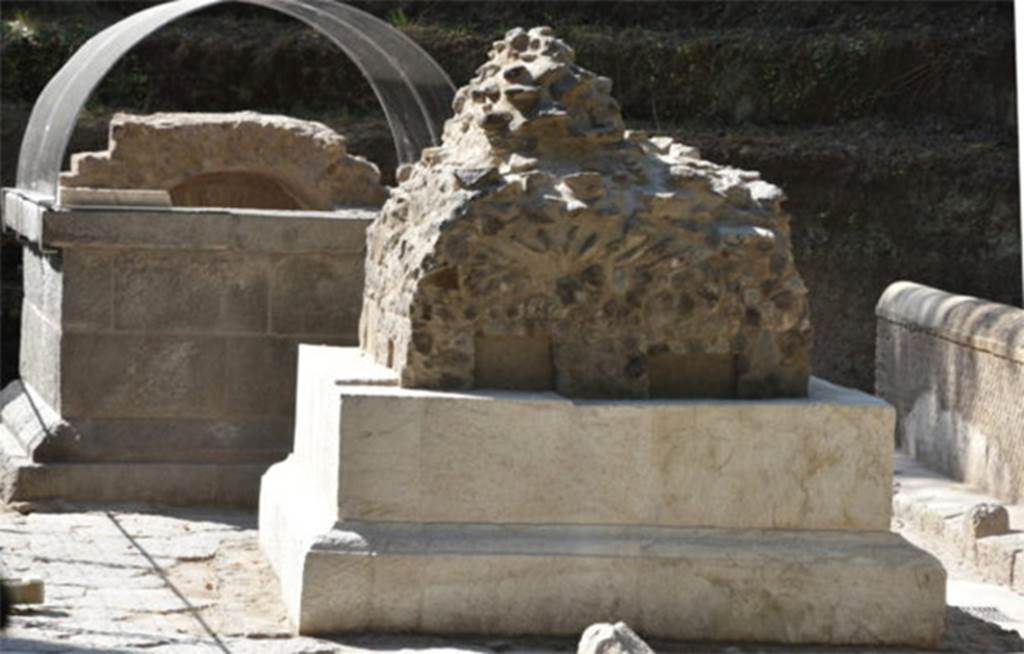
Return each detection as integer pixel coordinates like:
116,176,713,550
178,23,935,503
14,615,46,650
360,27,811,398
60,111,387,210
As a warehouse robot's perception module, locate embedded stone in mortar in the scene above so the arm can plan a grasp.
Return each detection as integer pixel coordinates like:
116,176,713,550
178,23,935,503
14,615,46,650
60,112,387,210
360,27,811,399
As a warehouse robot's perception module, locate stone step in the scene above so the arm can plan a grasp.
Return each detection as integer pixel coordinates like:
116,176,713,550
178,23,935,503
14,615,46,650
894,453,1024,592
0,422,268,508
260,454,945,646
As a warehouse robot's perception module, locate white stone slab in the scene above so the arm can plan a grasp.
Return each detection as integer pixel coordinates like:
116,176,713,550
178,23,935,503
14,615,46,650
260,453,945,646
292,347,893,531
57,186,172,208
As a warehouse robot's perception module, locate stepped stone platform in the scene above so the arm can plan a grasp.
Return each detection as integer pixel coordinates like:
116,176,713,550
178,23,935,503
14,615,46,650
0,189,376,508
259,345,946,646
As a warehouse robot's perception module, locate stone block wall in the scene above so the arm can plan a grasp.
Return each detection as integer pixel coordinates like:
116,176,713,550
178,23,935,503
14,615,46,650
876,281,1024,503
23,249,361,462
2,191,374,504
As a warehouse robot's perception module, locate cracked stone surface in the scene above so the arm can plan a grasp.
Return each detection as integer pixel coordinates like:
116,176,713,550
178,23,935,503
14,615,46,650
2,503,1023,653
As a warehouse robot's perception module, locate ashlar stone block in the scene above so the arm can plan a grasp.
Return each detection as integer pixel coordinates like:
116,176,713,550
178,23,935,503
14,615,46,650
61,333,228,419
113,251,269,333
290,347,892,531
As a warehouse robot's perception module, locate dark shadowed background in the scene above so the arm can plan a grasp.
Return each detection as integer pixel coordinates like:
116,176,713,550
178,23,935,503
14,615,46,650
1,1,1019,390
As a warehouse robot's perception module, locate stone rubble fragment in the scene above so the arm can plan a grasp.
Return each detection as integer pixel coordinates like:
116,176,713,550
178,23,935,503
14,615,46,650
963,502,1011,540
0,577,44,604
578,622,656,654
361,27,811,398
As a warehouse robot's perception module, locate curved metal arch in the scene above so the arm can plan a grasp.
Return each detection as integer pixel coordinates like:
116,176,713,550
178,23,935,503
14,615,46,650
16,0,456,200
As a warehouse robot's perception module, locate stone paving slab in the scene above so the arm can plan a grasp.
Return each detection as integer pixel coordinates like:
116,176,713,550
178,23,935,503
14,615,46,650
2,503,1023,653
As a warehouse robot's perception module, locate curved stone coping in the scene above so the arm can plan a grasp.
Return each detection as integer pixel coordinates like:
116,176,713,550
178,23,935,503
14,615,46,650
877,281,1024,362
3,189,375,254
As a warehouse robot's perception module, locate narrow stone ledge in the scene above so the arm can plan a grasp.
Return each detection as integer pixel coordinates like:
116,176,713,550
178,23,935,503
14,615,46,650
894,453,1024,592
2,457,268,509
38,207,376,254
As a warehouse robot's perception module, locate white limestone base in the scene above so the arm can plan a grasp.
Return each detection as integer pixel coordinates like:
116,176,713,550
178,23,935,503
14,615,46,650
259,346,947,646
261,457,944,645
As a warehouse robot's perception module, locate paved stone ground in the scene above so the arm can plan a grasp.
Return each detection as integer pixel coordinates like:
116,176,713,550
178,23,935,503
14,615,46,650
1,501,1022,654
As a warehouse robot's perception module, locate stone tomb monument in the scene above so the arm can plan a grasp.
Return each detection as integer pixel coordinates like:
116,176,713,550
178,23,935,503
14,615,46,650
259,29,945,645
1,0,458,508
1,112,383,507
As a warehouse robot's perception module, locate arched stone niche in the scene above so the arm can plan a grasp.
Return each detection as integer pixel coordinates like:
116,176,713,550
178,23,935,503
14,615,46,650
170,172,304,210
59,112,388,210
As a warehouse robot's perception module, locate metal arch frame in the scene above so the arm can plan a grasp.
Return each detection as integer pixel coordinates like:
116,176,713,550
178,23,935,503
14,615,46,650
15,0,455,201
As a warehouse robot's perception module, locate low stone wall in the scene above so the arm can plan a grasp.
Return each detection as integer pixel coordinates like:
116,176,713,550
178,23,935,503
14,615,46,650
876,281,1024,503
1,189,374,506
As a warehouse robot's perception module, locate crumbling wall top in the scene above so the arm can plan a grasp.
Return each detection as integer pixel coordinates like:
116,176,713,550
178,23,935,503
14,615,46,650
60,112,386,210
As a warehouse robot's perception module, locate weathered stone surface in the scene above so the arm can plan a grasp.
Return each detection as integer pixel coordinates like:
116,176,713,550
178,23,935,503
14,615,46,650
361,27,811,399
58,186,172,207
63,249,114,331
1,197,374,507
260,344,949,644
281,347,893,532
0,380,69,459
893,453,1024,590
877,281,1024,503
224,336,354,418
27,206,376,254
975,534,1024,588
32,415,291,463
578,623,654,654
1,578,45,605
21,246,63,323
61,333,227,419
261,455,945,645
963,503,1011,540
4,147,375,508
2,456,266,507
59,112,387,209
19,301,62,411
271,254,364,336
113,251,270,333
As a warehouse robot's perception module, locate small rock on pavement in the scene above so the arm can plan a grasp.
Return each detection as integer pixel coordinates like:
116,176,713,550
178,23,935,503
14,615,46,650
578,622,655,654
964,503,1010,540
1,577,45,604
